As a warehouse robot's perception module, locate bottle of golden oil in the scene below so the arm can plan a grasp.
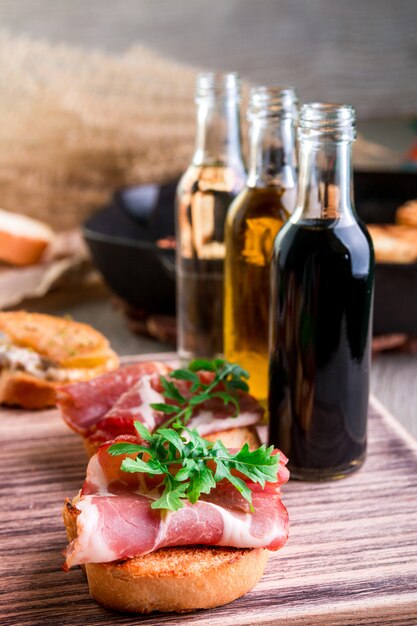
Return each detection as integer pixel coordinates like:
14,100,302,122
176,72,246,362
224,87,298,401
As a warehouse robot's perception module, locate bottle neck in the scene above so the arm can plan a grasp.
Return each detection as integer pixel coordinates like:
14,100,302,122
247,117,297,189
292,138,355,225
193,98,244,172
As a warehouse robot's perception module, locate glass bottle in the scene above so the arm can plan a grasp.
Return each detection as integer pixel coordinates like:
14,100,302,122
268,103,374,480
176,72,246,361
224,86,298,402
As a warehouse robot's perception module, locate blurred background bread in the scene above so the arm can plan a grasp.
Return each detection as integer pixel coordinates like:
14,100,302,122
0,209,54,266
396,200,417,227
367,224,417,264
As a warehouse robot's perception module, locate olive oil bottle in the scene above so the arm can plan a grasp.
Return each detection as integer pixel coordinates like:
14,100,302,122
224,87,298,401
176,72,246,361
269,103,374,480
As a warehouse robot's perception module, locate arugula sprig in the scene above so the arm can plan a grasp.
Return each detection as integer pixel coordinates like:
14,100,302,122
150,359,250,430
108,421,279,512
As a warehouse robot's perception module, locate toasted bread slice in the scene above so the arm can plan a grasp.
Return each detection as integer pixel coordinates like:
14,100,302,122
0,312,119,408
367,224,417,264
0,311,118,369
0,209,53,266
63,500,269,613
204,425,260,449
0,369,57,409
396,200,417,228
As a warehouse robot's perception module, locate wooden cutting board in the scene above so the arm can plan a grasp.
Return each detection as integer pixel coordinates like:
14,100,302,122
1,353,417,625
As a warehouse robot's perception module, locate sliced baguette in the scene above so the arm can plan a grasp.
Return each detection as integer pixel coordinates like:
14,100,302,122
0,311,119,408
63,501,269,613
0,369,57,409
204,425,260,449
368,224,417,264
0,312,118,369
0,209,54,266
396,200,417,228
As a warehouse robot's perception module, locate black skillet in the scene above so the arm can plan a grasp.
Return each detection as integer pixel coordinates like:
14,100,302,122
83,172,417,335
83,181,177,314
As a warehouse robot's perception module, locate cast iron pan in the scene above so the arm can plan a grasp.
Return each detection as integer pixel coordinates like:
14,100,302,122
83,182,177,314
83,172,417,335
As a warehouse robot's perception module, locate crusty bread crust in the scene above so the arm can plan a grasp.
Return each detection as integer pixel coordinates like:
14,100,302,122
63,501,269,613
0,361,120,410
0,370,56,409
368,224,417,264
0,311,120,408
83,437,98,459
0,311,119,368
0,229,49,266
204,425,260,449
396,200,417,227
0,209,53,266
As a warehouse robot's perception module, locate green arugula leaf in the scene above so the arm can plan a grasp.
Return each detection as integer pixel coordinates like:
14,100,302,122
188,359,216,372
186,464,216,503
170,369,200,387
150,403,180,414
107,421,279,513
214,458,254,509
189,392,211,406
107,442,147,456
134,421,153,442
156,428,185,455
151,477,188,511
121,457,164,475
230,444,280,487
152,358,251,431
227,378,250,393
161,377,186,403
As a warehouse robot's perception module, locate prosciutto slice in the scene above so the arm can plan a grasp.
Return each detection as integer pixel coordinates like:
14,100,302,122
57,361,170,434
64,437,289,569
88,370,264,447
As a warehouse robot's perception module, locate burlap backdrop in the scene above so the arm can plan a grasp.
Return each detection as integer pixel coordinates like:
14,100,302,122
0,33,200,230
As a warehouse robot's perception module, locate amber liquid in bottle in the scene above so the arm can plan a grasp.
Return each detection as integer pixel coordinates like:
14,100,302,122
177,164,244,360
224,187,292,400
224,87,298,401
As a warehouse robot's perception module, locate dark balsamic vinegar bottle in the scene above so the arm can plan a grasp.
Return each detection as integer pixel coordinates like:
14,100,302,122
268,103,374,480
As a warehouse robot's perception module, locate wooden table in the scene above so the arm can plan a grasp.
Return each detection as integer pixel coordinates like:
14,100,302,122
1,365,417,624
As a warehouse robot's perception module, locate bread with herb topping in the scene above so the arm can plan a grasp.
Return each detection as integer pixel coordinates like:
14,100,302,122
0,311,119,409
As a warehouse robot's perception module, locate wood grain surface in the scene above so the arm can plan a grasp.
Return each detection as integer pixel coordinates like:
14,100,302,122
1,356,417,625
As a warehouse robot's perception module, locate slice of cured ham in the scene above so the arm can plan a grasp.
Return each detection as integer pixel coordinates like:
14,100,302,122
88,370,264,447
57,361,170,434
64,437,289,569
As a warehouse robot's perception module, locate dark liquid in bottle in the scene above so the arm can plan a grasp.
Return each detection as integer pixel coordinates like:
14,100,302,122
268,219,374,479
